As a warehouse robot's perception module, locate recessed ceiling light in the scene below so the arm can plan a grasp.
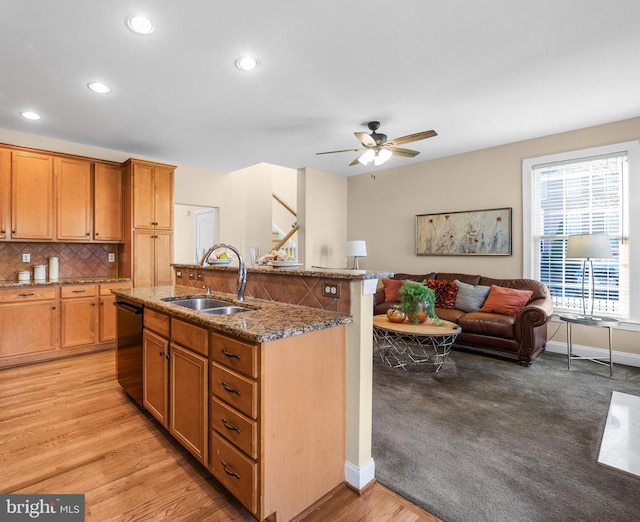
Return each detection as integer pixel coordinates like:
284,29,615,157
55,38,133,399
20,111,41,120
235,56,259,71
87,81,111,94
126,15,154,35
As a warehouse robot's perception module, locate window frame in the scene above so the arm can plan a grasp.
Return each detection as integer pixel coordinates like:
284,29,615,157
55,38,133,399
522,140,640,327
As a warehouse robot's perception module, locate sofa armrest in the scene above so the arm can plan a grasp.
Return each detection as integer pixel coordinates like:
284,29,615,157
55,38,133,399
514,296,554,353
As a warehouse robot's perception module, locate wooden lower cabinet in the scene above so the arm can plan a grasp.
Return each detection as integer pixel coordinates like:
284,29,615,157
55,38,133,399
143,328,169,426
208,325,346,522
170,343,208,464
0,291,58,357
60,285,97,348
142,315,209,465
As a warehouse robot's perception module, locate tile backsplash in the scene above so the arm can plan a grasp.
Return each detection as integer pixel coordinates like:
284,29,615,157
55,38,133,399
0,242,118,281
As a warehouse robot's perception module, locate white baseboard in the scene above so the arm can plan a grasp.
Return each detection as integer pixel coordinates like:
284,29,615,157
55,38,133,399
344,459,376,491
545,340,640,368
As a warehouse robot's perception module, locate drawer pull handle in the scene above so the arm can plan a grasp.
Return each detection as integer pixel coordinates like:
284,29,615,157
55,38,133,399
221,461,240,479
18,293,35,297
72,290,86,293
221,349,240,359
221,382,240,395
221,418,241,433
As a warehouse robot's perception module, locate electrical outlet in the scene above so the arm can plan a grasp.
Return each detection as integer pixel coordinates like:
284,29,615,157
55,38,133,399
22,253,30,263
176,270,183,278
322,282,341,298
108,253,115,263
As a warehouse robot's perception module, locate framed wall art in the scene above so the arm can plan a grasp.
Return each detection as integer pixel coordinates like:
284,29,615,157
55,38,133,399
416,207,512,256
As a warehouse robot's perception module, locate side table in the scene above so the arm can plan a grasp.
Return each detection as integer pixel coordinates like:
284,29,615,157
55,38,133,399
559,313,619,378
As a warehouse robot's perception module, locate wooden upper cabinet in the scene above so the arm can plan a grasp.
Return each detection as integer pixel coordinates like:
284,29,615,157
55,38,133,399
131,161,174,230
11,151,54,240
0,148,10,239
55,157,92,241
94,162,123,241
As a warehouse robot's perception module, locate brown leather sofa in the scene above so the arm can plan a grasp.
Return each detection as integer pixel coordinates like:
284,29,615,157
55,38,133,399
374,272,554,366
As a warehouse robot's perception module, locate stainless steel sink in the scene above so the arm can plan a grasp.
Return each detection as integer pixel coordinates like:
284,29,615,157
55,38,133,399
202,306,250,315
162,296,251,314
164,297,232,310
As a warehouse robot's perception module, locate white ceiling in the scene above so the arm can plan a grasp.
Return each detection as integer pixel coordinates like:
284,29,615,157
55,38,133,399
1,1,640,177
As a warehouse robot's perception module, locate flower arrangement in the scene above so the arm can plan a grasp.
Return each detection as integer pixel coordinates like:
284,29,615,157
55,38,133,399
399,280,441,325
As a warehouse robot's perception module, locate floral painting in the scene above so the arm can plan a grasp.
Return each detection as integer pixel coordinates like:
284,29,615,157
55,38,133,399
416,208,512,256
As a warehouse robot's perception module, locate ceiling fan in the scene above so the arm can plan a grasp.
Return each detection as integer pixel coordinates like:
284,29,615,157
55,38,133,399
316,121,437,167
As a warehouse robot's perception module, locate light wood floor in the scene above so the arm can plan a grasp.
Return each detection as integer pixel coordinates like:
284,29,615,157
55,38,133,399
0,350,439,521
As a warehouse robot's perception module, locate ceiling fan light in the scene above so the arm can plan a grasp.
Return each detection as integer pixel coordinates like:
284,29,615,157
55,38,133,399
374,148,392,165
358,149,375,165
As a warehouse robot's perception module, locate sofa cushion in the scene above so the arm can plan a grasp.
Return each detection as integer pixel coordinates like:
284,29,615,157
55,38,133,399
381,278,404,302
480,285,534,316
454,280,491,312
458,312,516,339
435,307,466,323
427,279,458,309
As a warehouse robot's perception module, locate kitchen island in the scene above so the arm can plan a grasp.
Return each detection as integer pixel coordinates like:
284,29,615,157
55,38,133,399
113,284,351,522
171,264,392,495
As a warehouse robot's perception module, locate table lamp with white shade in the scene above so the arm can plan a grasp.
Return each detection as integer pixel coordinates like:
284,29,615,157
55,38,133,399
566,233,612,319
346,240,367,269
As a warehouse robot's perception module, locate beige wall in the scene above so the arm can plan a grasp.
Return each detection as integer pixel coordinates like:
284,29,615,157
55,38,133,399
347,116,640,357
347,116,640,276
297,167,348,268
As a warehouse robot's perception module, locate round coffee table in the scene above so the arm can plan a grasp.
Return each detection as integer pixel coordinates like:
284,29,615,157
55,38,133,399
373,314,461,372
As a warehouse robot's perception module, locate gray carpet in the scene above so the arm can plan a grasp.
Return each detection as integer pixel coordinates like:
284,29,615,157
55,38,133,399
372,348,640,522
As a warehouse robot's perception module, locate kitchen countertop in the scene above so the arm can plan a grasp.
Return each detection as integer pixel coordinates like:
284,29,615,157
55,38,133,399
0,276,132,289
112,285,352,343
173,263,393,280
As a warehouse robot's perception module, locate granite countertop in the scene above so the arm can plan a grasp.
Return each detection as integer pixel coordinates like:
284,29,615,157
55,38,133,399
172,263,393,280
112,285,352,343
0,276,132,289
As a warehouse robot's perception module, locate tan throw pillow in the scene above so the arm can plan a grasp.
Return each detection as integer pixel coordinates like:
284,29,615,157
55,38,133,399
480,285,534,316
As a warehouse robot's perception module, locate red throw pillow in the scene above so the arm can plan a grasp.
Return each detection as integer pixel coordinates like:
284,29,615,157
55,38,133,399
382,278,404,302
426,279,458,309
480,285,534,316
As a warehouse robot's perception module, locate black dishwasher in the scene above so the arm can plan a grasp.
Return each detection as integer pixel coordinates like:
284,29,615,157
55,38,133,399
114,300,144,406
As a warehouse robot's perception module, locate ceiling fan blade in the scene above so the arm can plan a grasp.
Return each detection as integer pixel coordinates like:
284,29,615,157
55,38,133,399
386,146,420,158
355,132,376,147
386,130,437,146
316,147,363,155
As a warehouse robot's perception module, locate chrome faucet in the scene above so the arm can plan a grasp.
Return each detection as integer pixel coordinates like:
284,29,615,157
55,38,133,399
200,243,247,301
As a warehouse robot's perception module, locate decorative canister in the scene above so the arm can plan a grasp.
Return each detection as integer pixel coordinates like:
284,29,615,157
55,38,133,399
48,257,59,281
386,305,407,323
17,270,31,282
34,264,47,281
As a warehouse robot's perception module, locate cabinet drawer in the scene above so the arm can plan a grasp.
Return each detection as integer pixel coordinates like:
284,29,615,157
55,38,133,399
211,363,257,419
144,308,170,337
0,287,57,303
211,397,257,459
100,282,131,296
171,318,208,356
61,285,97,299
209,431,257,515
211,334,258,378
